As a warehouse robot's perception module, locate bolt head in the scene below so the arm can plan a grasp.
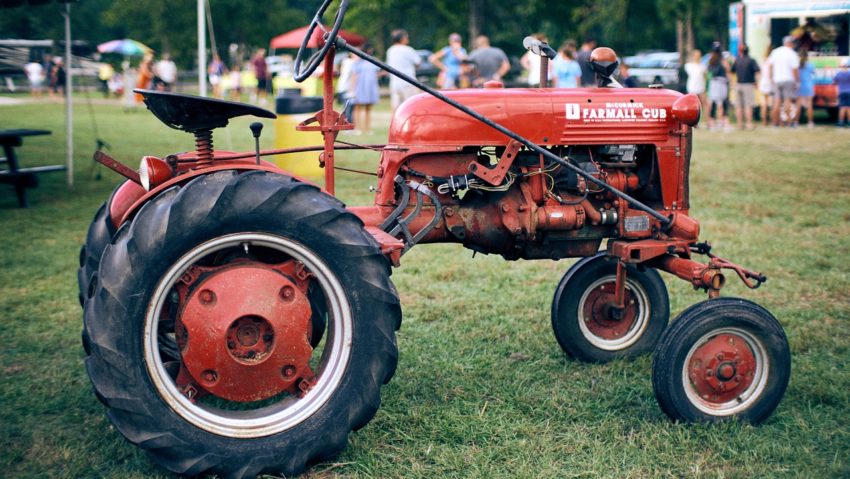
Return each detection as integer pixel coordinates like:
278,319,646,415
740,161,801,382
280,285,295,301
199,289,216,305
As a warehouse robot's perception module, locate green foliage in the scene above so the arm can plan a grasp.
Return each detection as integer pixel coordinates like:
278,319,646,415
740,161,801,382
0,0,736,66
0,97,848,478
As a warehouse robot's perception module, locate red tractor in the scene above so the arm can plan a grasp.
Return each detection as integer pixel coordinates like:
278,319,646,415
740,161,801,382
78,2,790,477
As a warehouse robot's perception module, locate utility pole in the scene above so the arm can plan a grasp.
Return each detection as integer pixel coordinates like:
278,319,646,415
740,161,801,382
63,2,73,186
198,0,207,96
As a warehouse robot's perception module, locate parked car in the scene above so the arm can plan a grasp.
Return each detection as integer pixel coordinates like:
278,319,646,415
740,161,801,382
623,51,680,88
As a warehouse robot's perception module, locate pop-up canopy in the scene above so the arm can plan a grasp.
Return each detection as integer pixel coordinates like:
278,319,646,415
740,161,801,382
270,25,366,49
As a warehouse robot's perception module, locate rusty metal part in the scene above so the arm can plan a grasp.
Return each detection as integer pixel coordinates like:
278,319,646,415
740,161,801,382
469,139,521,186
535,204,585,230
609,239,690,263
667,212,700,242
686,333,757,405
177,260,315,402
93,150,141,185
582,278,638,339
705,253,767,290
194,129,214,166
654,255,726,296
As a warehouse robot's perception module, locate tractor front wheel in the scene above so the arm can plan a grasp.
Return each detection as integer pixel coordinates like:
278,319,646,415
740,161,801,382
83,171,401,478
551,254,669,362
652,297,790,423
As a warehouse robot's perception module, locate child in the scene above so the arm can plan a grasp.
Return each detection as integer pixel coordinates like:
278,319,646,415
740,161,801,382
229,63,242,102
835,59,850,128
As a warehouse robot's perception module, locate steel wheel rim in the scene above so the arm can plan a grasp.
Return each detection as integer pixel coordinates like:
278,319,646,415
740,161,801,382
144,232,352,438
577,275,650,351
682,327,769,416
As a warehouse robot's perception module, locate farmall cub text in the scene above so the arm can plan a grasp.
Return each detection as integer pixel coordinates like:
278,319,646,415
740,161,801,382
78,2,790,477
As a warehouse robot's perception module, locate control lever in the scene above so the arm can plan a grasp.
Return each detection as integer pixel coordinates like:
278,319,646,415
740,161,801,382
249,122,263,165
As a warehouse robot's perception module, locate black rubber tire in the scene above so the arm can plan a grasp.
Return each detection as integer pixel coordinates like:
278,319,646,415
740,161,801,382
77,187,119,307
83,170,401,478
551,253,669,363
652,297,790,424
78,186,121,356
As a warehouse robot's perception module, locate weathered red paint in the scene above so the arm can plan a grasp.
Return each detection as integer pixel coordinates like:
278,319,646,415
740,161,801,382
687,333,757,404
177,261,315,402
582,279,637,340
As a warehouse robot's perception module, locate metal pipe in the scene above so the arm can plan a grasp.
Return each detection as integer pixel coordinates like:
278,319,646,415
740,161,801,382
338,38,671,226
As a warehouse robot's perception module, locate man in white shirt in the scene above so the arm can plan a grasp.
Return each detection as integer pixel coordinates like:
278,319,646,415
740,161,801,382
386,29,421,111
767,36,800,126
155,53,178,92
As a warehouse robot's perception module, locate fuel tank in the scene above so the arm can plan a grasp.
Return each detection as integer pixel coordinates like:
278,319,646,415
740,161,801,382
388,88,683,146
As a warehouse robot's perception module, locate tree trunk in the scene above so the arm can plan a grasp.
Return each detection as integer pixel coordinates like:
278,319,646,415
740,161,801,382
685,9,694,54
676,18,684,65
469,0,484,44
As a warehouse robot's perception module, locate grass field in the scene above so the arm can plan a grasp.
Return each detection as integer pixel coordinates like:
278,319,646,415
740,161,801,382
1,96,849,478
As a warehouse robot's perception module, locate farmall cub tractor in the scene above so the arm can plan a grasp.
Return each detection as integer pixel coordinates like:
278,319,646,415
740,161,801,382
78,2,790,477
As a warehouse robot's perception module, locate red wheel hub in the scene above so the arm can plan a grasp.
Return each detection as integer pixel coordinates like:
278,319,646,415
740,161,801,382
177,262,315,402
582,282,637,339
687,333,757,404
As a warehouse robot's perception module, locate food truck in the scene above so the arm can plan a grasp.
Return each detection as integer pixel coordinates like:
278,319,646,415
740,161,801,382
731,1,850,117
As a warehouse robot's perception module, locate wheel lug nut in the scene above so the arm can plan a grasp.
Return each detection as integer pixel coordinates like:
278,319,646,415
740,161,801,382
280,285,295,301
201,369,218,384
199,289,216,306
282,365,296,378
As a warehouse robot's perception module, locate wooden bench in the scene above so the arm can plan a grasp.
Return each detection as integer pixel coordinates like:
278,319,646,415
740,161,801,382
0,129,64,207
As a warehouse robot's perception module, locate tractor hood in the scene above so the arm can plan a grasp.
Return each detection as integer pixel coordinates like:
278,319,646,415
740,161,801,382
388,87,684,147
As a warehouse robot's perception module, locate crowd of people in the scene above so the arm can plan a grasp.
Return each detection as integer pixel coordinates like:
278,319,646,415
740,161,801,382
685,36,850,130
23,54,65,98
19,29,850,131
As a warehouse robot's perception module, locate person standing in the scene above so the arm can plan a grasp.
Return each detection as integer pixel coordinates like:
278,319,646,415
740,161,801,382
767,36,800,127
350,45,381,135
336,50,356,122
758,44,774,127
386,29,421,111
685,49,707,111
553,41,581,88
208,53,226,99
795,50,815,128
467,35,510,86
733,44,760,130
706,43,732,131
576,38,597,87
135,52,154,103
97,61,115,98
155,53,177,92
23,60,44,97
50,56,66,98
429,33,466,89
521,33,550,87
834,59,850,128
251,48,270,105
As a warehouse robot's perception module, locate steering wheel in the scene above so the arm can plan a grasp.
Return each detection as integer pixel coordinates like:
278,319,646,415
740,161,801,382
293,0,350,82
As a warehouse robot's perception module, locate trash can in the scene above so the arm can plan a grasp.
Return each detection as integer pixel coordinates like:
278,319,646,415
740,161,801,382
274,93,324,178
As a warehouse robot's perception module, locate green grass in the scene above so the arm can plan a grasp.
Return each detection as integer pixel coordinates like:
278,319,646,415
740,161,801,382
1,96,849,478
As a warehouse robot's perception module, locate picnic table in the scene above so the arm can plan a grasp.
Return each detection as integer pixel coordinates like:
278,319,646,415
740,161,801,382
0,129,65,207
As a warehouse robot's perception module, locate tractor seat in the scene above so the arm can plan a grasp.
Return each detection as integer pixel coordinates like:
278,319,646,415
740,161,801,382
135,89,276,133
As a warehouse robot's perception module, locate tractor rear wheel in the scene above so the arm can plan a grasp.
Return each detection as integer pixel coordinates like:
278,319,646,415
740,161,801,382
77,189,118,307
551,254,669,362
652,297,790,423
83,170,401,478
